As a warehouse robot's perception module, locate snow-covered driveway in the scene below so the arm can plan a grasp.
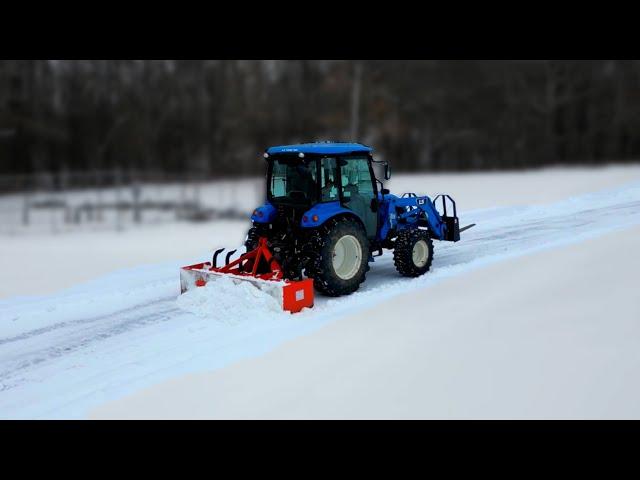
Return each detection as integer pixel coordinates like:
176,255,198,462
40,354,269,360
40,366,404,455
1,178,640,418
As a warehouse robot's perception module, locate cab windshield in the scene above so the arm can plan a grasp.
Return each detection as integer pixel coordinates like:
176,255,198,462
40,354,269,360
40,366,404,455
268,157,319,204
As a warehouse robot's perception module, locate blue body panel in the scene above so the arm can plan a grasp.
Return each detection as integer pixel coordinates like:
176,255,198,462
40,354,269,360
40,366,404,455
300,201,361,229
251,202,277,223
266,143,372,156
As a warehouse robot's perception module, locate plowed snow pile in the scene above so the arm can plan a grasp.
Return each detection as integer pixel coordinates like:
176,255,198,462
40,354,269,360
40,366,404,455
175,277,287,323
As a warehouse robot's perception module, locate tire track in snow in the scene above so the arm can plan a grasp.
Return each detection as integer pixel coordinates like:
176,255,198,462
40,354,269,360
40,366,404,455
0,302,180,391
0,298,175,347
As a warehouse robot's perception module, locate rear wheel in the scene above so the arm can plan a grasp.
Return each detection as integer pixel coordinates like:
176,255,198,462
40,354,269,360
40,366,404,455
306,217,368,296
393,229,433,277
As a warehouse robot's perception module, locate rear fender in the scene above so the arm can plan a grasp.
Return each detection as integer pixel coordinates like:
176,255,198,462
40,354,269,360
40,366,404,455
251,202,277,223
300,201,365,231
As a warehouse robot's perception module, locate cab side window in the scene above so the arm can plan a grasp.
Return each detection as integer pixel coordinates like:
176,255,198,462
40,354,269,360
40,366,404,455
340,156,378,238
341,157,374,200
320,157,339,202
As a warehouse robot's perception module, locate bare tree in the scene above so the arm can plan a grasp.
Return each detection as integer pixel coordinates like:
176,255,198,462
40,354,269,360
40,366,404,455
1,60,638,179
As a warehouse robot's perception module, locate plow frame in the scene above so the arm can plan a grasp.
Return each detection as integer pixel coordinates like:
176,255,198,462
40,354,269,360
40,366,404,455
180,237,314,313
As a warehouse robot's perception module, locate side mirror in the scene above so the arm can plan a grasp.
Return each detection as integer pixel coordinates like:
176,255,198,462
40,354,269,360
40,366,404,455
384,163,391,180
382,188,390,195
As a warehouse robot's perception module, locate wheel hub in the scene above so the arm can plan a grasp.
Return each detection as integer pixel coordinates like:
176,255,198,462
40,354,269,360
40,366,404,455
412,239,429,267
332,235,362,280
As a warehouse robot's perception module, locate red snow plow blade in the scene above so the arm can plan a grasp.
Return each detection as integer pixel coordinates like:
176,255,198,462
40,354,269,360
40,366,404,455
180,237,314,314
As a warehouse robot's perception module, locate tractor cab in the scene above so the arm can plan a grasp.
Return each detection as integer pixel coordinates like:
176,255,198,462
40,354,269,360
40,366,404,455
262,143,384,239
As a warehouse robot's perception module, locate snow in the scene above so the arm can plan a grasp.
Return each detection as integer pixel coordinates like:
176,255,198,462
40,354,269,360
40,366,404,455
175,277,288,322
2,164,639,299
91,227,640,419
0,164,639,418
0,221,249,299
388,163,640,210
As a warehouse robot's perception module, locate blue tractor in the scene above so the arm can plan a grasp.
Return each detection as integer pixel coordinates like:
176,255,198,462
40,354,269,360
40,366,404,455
243,142,475,297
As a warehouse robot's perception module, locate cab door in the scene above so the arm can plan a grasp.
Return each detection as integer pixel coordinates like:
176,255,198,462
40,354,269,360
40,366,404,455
339,156,378,239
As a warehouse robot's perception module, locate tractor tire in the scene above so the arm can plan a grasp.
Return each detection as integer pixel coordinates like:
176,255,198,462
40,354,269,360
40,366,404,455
306,217,368,297
393,229,434,277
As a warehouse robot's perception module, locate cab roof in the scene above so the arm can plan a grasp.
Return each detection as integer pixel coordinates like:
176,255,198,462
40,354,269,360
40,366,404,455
266,142,372,156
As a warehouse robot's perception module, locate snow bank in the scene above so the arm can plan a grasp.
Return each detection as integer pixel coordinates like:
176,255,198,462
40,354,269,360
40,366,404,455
0,220,249,299
175,277,287,323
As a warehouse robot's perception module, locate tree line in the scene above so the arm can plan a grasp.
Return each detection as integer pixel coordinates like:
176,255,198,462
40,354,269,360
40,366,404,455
0,60,638,177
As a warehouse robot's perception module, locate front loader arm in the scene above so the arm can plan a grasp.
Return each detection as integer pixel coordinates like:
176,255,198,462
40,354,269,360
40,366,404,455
394,193,474,242
394,195,447,240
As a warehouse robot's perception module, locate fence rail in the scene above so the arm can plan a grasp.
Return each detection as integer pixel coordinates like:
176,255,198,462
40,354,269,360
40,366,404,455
0,170,264,234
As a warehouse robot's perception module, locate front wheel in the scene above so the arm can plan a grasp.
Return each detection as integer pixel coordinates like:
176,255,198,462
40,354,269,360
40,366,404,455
306,217,369,297
393,229,434,277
